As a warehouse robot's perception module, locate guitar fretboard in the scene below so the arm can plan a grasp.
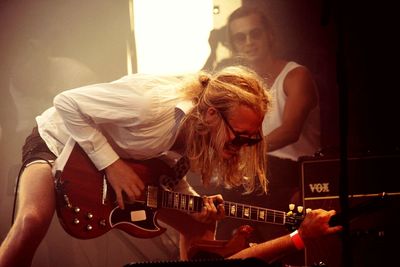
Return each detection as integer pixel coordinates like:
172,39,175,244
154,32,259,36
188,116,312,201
159,190,286,226
161,190,203,212
223,201,285,225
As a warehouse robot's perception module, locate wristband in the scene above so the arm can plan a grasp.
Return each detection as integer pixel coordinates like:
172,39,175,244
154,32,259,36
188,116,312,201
290,230,305,250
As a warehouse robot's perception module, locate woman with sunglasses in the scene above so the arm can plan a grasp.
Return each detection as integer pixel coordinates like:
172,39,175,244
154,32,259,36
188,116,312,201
0,65,340,267
0,65,267,266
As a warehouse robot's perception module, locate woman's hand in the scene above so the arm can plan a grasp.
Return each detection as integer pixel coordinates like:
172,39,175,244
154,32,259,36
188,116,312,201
192,194,225,224
105,159,145,209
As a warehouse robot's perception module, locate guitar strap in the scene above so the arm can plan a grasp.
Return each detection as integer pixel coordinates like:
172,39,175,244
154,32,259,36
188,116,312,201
52,137,76,178
157,151,190,191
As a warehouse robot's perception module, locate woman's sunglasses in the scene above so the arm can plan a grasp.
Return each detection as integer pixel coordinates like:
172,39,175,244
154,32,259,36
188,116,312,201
231,27,264,46
220,113,263,147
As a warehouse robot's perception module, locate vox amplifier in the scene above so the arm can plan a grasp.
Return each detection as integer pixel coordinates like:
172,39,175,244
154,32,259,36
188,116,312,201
299,153,400,267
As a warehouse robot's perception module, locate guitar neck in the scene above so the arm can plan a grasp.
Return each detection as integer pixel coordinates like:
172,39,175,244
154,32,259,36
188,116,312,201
223,201,286,226
159,189,204,213
157,189,287,226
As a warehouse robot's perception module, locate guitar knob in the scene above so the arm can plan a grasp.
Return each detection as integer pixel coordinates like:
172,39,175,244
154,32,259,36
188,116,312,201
87,213,93,219
297,206,304,213
289,203,295,211
74,207,80,213
73,218,80,224
99,219,106,227
86,225,93,231
63,195,72,208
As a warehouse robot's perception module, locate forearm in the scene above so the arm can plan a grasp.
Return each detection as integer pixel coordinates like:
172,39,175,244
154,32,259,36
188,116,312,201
228,233,297,263
266,128,299,151
229,209,342,263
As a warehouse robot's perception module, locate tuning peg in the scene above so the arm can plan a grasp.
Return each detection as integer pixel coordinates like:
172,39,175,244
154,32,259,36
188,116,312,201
306,208,312,214
297,206,303,213
289,203,295,211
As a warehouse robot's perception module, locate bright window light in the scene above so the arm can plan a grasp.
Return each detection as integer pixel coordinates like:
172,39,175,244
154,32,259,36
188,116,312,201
133,0,213,75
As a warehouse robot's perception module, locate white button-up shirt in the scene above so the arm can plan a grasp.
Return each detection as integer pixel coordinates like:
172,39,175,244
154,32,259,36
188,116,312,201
37,73,194,170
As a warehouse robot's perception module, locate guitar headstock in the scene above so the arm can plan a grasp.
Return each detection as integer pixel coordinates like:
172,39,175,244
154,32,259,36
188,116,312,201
285,204,307,231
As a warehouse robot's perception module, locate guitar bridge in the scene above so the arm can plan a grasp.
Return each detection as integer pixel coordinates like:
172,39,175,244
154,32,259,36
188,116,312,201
146,186,158,208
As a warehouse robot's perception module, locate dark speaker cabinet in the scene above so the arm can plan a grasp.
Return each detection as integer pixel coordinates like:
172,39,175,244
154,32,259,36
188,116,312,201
300,154,400,267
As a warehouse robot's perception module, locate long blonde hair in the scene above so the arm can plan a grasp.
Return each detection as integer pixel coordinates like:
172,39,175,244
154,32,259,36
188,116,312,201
179,65,270,194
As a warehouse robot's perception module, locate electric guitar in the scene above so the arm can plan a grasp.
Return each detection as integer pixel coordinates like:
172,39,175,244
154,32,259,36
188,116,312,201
54,143,303,242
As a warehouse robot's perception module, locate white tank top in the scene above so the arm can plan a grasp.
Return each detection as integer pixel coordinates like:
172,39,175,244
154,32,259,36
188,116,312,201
262,61,320,161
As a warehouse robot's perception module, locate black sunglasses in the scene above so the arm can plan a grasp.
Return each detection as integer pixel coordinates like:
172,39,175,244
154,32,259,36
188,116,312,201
220,113,263,147
231,27,264,46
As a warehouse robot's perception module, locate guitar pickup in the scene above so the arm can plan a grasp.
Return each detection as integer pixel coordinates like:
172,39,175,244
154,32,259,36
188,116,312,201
146,186,158,208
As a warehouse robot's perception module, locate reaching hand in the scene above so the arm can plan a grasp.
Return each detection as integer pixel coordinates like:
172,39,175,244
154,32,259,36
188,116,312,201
192,194,225,224
298,209,343,245
105,159,145,209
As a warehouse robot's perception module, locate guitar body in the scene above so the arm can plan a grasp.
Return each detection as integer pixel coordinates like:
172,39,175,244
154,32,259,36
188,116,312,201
54,144,175,239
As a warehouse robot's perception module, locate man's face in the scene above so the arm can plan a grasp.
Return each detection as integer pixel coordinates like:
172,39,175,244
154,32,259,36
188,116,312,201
218,105,264,159
229,14,271,63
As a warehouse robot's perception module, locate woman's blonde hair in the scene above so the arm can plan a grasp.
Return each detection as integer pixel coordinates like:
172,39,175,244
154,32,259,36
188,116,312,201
179,65,270,194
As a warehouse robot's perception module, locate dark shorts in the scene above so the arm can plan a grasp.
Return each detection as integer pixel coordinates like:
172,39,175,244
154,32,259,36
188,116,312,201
21,127,56,166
